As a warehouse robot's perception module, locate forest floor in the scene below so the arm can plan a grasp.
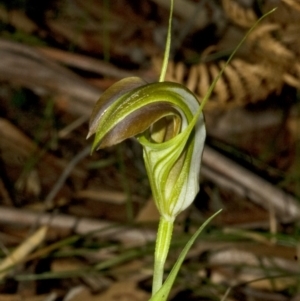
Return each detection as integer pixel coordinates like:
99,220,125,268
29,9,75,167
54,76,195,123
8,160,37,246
0,0,300,300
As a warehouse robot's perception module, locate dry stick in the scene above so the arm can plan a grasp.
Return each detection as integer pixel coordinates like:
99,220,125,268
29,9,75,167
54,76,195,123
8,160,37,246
0,226,47,280
38,47,134,80
202,146,300,222
44,145,91,209
0,39,101,116
0,206,155,246
58,115,88,139
0,39,299,223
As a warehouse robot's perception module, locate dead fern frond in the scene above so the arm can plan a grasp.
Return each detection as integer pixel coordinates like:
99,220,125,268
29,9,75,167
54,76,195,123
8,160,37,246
283,63,300,89
218,60,246,105
208,63,229,104
153,0,300,110
283,73,300,89
166,60,186,83
194,64,210,102
282,0,300,12
247,24,295,65
279,24,300,56
157,57,284,110
185,65,198,92
222,0,257,28
231,60,283,102
264,0,300,25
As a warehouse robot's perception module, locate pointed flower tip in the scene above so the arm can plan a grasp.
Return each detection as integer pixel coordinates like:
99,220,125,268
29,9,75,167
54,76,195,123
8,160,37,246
86,132,92,140
87,76,148,150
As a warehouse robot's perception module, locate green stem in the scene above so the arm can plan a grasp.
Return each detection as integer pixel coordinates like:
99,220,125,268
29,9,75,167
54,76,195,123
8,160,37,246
152,217,174,295
159,0,174,82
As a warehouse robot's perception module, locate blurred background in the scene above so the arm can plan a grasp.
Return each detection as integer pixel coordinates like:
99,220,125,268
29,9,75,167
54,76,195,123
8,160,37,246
0,0,300,300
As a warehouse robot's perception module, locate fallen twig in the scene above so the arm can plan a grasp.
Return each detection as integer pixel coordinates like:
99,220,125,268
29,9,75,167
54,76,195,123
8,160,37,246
0,38,101,116
0,206,156,247
202,146,300,222
0,226,47,280
38,47,134,79
44,145,91,209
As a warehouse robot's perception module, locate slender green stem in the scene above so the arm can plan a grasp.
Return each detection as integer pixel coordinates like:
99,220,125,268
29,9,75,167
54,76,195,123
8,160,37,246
159,0,174,82
149,0,177,276
152,217,174,295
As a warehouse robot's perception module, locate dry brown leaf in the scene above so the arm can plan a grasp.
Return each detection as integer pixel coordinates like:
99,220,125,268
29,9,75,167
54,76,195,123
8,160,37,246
0,226,47,280
209,248,299,290
282,0,300,12
0,7,38,33
0,294,52,301
96,281,149,301
110,260,149,282
51,258,86,273
75,189,136,205
64,281,149,301
135,198,160,222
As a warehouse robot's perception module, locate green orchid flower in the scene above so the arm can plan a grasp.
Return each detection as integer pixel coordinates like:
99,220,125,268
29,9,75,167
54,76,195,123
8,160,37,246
87,76,206,222
87,76,206,296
